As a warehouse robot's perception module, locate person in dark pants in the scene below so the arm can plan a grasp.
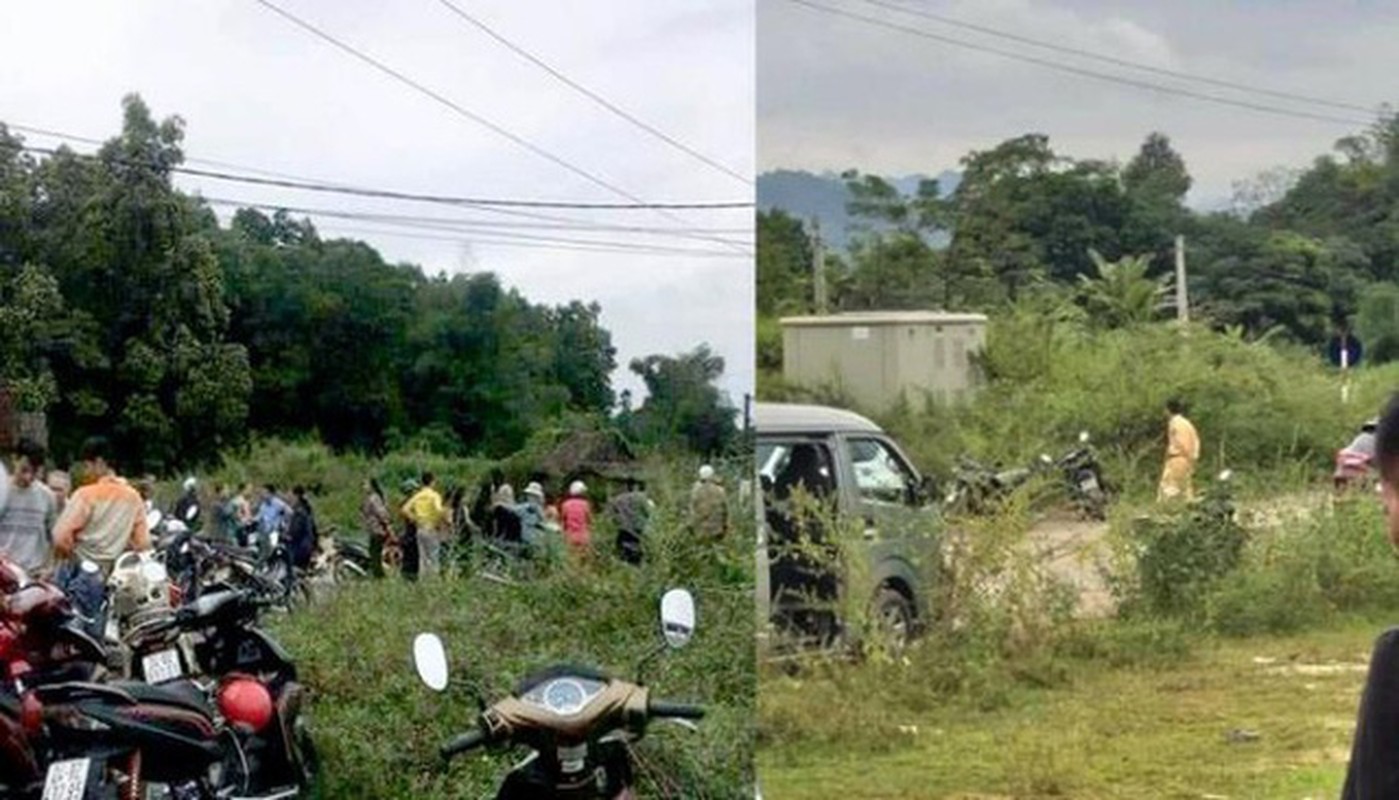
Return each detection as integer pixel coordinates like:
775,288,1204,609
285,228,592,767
1343,392,1399,798
398,479,420,582
288,486,317,570
608,478,652,565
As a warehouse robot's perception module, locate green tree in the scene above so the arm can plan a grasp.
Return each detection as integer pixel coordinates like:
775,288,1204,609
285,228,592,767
627,346,738,456
756,209,813,316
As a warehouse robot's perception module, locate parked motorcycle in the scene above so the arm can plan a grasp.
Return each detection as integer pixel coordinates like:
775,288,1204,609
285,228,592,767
0,563,236,799
121,588,318,795
411,588,705,799
944,432,1111,520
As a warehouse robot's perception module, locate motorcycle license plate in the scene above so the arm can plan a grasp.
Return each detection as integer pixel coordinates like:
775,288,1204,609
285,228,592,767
42,758,92,800
1079,475,1100,492
142,648,183,683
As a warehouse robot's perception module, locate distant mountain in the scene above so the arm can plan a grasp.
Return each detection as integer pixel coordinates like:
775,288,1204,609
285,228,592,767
757,169,960,250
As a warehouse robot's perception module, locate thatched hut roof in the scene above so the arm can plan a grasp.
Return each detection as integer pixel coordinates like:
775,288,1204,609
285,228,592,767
532,428,639,482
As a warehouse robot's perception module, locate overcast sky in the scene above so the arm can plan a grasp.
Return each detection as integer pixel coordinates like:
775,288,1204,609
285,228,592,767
760,0,1397,208
1,0,754,403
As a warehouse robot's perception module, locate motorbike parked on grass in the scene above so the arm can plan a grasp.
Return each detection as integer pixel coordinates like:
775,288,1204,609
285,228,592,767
411,588,705,799
943,431,1112,520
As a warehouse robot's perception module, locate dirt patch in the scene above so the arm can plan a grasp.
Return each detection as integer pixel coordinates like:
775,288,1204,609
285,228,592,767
1023,492,1327,620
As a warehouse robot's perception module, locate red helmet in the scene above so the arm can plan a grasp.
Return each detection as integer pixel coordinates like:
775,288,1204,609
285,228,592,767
217,676,274,732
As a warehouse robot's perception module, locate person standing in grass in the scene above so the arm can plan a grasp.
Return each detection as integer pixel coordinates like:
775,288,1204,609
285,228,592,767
1158,398,1200,502
1342,393,1399,797
608,478,653,565
361,478,395,578
398,478,420,582
0,439,56,575
402,472,448,578
231,483,255,546
560,481,593,553
690,464,730,541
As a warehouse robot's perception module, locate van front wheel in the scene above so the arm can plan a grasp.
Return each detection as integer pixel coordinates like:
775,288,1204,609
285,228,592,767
872,587,915,650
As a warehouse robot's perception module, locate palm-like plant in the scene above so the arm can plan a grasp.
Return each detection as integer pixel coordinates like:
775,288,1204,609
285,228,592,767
1077,249,1169,329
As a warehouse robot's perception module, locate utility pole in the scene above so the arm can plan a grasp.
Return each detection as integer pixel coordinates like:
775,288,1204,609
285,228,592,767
811,217,828,314
1174,234,1189,324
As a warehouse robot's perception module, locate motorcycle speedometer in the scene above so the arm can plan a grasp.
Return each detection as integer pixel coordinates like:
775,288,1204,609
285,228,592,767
543,679,588,716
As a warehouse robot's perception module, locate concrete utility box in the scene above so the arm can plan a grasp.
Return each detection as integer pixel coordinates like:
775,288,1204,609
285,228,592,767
780,311,988,412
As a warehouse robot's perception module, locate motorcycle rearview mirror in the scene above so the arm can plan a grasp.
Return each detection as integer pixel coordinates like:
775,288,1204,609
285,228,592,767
1038,453,1053,465
660,588,697,650
413,633,450,692
1218,469,1234,482
1079,430,1091,444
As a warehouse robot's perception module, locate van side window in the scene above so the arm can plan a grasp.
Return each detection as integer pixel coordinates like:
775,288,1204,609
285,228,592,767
847,438,917,505
759,441,836,500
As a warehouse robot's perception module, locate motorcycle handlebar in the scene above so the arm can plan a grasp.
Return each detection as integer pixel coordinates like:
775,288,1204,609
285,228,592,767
648,700,706,720
440,728,489,759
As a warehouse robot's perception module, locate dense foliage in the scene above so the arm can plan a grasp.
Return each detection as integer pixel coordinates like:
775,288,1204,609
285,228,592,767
0,96,738,469
759,116,1399,364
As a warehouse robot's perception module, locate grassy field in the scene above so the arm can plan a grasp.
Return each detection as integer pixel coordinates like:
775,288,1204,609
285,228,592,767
271,537,754,798
201,442,759,799
759,615,1384,799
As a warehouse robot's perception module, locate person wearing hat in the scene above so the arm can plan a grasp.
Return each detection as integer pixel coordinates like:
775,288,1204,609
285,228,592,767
559,480,593,552
173,476,201,528
689,464,729,542
515,482,549,555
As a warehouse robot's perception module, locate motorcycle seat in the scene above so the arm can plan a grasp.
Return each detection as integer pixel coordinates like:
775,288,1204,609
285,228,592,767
110,679,213,717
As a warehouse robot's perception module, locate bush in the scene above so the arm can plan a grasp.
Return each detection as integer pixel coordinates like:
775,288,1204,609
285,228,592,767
1205,561,1329,636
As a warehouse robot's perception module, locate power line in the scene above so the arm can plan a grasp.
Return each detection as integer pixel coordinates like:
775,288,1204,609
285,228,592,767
783,0,1376,128
200,196,748,253
6,122,752,250
198,196,753,237
14,143,751,210
249,0,750,253
315,223,750,259
859,0,1378,115
435,0,752,186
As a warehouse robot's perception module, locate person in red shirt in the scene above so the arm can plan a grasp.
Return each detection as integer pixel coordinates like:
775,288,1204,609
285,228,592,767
559,481,593,552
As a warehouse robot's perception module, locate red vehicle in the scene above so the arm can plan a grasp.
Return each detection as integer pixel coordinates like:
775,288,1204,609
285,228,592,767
1334,418,1380,491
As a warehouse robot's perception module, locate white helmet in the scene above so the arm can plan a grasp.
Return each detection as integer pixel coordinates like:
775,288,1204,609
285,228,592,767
182,476,197,492
524,481,545,500
569,480,587,497
698,465,716,482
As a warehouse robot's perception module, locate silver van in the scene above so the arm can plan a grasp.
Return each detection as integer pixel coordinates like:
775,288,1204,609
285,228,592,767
755,402,942,647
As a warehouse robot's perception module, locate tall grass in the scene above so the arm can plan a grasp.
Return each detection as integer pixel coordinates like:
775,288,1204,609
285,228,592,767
764,319,1399,496
758,318,1399,759
190,442,754,798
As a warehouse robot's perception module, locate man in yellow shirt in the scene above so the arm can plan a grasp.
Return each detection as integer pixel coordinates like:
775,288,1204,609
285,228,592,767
1159,398,1201,502
401,472,447,577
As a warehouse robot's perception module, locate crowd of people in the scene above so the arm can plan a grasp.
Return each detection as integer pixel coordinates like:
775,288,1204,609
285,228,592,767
1,433,734,599
361,464,733,580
